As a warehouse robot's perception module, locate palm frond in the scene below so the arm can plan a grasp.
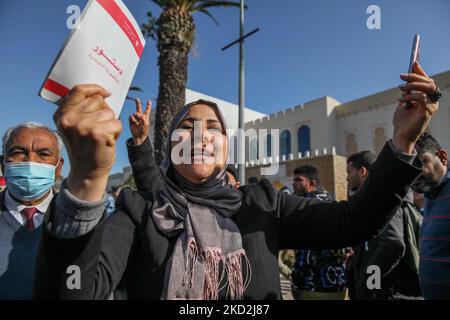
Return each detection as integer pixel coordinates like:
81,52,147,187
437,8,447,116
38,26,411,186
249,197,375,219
152,0,170,9
141,11,158,40
126,86,143,101
192,0,243,13
196,8,219,25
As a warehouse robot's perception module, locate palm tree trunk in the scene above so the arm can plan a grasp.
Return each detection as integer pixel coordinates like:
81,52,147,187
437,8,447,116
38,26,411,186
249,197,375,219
154,47,188,164
153,8,194,164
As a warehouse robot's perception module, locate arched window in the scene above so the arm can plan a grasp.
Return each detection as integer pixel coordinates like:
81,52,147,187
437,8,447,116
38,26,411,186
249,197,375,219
280,130,291,156
298,125,311,155
249,138,258,161
228,132,238,164
266,133,272,157
374,127,387,154
346,133,357,156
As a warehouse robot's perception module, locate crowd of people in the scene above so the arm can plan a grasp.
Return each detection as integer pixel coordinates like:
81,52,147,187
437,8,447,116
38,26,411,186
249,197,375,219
0,62,448,300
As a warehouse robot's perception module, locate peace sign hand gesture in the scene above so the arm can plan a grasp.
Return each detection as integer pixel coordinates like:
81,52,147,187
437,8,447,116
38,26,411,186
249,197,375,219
129,98,152,146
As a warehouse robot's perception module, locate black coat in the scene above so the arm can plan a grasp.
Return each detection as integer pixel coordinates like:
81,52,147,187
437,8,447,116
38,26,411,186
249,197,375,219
33,142,422,299
353,200,422,299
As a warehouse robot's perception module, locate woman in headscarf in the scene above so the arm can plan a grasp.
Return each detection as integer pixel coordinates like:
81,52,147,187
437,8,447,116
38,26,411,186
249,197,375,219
34,64,439,299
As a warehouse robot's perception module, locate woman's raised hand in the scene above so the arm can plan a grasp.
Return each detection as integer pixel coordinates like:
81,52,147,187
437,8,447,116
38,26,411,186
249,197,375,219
129,98,152,146
53,84,122,201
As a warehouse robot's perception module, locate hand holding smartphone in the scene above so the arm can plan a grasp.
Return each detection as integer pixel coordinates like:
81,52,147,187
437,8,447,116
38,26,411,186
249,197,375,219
406,34,420,109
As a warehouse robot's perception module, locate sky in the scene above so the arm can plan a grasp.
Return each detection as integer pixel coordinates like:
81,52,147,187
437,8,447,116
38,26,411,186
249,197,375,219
1,0,449,176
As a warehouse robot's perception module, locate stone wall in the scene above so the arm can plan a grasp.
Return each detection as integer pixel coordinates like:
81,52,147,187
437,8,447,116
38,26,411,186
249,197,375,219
246,154,348,201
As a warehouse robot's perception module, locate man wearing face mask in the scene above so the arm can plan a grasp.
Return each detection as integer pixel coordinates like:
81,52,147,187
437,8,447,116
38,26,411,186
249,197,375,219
412,133,450,299
0,122,63,299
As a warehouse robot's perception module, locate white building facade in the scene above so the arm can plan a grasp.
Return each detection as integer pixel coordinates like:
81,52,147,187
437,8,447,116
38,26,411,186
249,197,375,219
245,70,450,161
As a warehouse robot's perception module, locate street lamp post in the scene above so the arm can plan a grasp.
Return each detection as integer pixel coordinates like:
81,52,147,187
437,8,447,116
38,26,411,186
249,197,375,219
221,0,259,184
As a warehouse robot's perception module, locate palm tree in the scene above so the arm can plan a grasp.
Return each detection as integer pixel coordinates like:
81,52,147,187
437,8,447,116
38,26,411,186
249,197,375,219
142,0,243,164
126,86,143,101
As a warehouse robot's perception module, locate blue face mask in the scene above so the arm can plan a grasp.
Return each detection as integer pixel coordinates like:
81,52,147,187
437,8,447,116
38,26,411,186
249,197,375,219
4,161,57,201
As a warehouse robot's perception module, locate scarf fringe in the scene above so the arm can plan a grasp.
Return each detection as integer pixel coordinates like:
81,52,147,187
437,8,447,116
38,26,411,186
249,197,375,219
203,248,222,300
182,238,198,288
182,240,252,300
224,250,252,300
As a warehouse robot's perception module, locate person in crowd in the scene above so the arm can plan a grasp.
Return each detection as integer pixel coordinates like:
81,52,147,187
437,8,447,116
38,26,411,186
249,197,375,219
412,132,450,299
0,122,64,299
346,151,377,196
345,150,376,299
279,186,290,195
272,181,294,278
273,181,291,195
348,151,422,300
225,165,241,189
127,98,292,299
247,176,259,185
292,165,335,201
34,62,438,300
0,176,5,192
290,165,347,300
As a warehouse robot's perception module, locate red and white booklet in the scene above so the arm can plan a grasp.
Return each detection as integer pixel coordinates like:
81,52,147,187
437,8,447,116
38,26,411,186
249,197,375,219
39,0,146,117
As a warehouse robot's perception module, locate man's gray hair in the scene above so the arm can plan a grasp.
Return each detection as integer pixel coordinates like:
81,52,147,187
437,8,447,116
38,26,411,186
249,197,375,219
1,122,64,157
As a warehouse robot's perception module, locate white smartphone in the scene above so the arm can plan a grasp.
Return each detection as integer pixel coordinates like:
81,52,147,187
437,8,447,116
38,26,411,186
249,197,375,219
408,34,420,73
405,35,421,109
